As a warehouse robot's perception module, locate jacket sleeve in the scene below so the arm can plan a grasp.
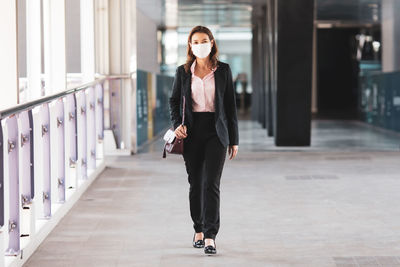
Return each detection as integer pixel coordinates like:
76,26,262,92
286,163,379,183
169,66,183,130
224,64,239,146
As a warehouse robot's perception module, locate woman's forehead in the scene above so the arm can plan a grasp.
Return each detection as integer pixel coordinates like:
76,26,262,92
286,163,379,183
192,32,209,41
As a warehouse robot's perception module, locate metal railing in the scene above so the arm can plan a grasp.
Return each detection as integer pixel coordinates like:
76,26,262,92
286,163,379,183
0,76,121,266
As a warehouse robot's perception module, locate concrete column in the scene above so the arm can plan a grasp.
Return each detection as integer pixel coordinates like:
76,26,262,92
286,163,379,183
0,1,19,109
108,0,137,153
125,0,138,154
275,0,314,146
94,0,110,75
382,0,400,72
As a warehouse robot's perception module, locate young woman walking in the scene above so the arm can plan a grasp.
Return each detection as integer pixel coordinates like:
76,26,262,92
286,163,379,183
169,25,239,255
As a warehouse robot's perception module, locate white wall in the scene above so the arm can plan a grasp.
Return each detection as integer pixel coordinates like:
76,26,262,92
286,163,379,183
17,0,27,78
0,0,19,108
136,8,159,74
66,0,81,73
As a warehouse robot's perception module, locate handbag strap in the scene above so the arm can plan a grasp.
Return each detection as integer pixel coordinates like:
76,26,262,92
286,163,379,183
163,95,185,159
181,96,185,125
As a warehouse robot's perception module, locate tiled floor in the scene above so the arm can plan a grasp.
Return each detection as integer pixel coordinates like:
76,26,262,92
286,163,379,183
24,119,400,267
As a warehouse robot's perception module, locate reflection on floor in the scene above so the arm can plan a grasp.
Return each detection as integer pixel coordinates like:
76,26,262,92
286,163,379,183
24,120,400,267
141,119,400,153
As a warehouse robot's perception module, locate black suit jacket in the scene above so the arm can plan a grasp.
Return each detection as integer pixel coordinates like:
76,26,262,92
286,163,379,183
169,60,239,147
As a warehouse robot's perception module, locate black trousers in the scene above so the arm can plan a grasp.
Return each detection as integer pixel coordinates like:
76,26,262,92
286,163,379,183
182,112,227,240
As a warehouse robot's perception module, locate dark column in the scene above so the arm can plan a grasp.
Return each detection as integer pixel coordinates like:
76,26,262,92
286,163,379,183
274,0,314,146
260,5,267,129
251,4,267,127
266,0,276,137
251,9,259,122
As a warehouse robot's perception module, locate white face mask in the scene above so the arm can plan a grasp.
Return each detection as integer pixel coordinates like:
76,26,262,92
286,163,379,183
191,42,212,58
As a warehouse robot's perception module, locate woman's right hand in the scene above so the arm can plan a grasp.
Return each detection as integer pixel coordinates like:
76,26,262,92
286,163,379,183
174,124,187,139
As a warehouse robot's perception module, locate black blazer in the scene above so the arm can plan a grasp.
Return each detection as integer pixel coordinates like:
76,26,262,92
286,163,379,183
169,60,239,147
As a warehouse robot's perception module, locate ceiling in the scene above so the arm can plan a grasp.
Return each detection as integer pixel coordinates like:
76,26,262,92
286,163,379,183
316,0,381,23
137,0,258,29
137,0,383,29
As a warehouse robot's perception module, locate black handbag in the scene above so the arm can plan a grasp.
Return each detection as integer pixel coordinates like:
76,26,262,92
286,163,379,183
163,96,185,158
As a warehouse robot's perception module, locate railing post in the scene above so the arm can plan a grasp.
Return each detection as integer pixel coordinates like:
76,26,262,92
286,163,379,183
65,94,78,190
33,103,51,220
33,107,42,221
18,110,35,238
95,83,104,159
86,87,96,170
50,99,65,203
4,115,20,256
41,103,51,218
76,91,87,180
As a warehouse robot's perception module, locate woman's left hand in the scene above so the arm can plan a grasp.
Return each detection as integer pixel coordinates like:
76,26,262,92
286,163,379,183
228,145,238,160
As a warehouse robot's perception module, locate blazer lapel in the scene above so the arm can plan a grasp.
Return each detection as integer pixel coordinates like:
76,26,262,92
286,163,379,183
182,71,191,102
213,62,224,120
182,70,193,125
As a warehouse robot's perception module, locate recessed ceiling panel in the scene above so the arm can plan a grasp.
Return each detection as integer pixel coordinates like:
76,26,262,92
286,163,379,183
317,0,381,23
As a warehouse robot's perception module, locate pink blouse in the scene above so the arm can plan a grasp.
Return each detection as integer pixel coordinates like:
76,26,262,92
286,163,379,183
190,60,218,112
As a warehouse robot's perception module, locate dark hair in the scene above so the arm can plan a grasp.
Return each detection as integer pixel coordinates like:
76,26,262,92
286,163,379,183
183,25,219,73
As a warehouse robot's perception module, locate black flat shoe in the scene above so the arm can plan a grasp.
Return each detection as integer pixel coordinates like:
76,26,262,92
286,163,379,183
192,233,205,248
204,240,217,255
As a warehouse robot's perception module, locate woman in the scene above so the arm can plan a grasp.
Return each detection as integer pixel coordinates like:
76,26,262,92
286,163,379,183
169,25,239,255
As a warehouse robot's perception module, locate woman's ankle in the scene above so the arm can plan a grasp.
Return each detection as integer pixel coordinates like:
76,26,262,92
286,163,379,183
195,232,204,241
204,238,215,246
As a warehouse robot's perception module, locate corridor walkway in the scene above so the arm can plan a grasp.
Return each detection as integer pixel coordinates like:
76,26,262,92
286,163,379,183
24,119,400,267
